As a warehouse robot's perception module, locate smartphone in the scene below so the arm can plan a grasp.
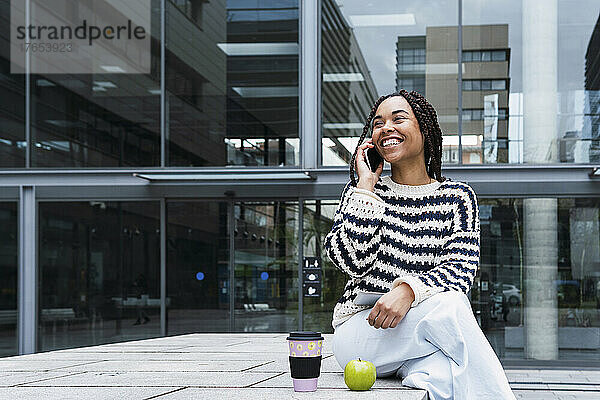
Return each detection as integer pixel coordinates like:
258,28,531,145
365,146,384,173
354,290,384,306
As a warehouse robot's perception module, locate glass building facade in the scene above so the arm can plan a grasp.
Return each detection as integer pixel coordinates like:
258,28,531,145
0,0,599,368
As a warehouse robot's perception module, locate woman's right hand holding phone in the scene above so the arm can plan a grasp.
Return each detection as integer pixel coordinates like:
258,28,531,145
355,138,383,192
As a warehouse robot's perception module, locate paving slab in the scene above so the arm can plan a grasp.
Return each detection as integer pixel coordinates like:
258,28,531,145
55,345,193,353
20,371,282,388
0,360,103,372
0,371,86,387
1,333,598,399
513,390,559,399
513,390,600,400
553,392,600,399
253,371,412,390
153,387,428,400
8,351,282,362
56,360,273,372
546,383,600,391
0,387,178,400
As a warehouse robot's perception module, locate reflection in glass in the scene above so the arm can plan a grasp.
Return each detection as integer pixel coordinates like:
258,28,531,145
302,200,345,333
39,202,160,351
0,203,17,356
234,202,298,332
473,197,600,361
30,1,161,167
0,2,25,167
322,0,459,166
462,0,600,164
167,202,229,334
166,0,300,167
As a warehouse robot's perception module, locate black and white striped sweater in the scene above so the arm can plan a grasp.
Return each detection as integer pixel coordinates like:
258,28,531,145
325,175,480,330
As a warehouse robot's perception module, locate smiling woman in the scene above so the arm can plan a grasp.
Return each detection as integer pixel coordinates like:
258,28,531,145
350,90,446,189
325,90,517,399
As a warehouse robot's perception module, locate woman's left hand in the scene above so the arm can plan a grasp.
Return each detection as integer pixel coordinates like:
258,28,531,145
366,283,415,329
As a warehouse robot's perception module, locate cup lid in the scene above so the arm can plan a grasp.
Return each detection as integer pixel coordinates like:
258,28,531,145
287,331,324,341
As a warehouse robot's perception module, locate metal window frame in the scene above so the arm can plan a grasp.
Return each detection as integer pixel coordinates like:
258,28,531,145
298,197,304,331
25,0,31,168
1,164,598,200
301,0,321,170
458,0,463,164
160,0,166,168
18,186,36,354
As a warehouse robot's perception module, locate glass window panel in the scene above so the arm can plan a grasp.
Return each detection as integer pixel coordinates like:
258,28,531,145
463,51,473,62
167,202,230,334
302,200,345,333
462,3,514,165
494,80,506,90
166,1,299,167
463,80,472,90
463,0,600,165
492,50,506,61
234,201,298,332
472,80,481,90
0,1,25,167
556,1,599,163
473,197,600,362
322,0,459,166
0,203,17,356
30,1,161,167
39,201,160,351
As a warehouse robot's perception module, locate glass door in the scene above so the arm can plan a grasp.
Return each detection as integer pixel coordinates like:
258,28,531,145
233,201,299,332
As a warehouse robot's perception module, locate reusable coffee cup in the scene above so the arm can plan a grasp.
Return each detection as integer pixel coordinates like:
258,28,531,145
286,331,324,392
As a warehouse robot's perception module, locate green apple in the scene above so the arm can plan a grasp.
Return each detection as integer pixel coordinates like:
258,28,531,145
344,358,376,390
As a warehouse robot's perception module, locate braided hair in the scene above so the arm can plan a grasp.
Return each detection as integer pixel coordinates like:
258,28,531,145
349,89,446,187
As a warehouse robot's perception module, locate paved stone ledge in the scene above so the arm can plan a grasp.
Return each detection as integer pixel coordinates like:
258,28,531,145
0,334,426,399
0,333,598,399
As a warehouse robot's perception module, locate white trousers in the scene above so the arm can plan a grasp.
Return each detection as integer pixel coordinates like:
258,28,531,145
332,290,516,400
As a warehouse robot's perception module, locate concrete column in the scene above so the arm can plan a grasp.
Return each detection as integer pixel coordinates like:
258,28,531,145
522,0,559,360
523,199,558,359
522,0,558,163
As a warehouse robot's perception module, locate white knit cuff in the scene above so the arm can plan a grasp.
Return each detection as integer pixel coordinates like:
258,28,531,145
352,188,385,204
392,276,422,308
344,190,387,217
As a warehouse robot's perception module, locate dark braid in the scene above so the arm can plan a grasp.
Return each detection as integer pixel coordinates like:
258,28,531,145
349,89,446,187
